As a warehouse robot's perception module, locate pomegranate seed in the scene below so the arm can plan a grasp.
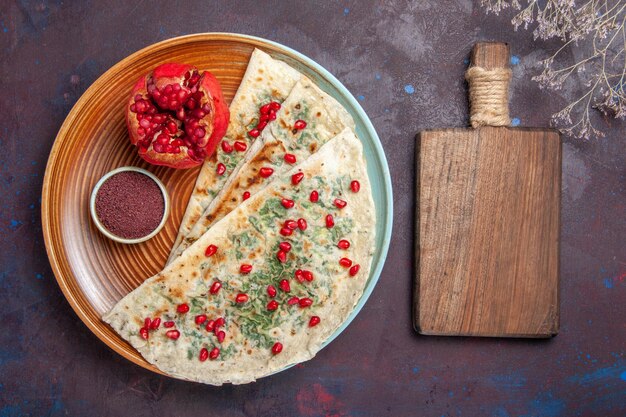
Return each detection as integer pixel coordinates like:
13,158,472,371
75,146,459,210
292,172,304,185
235,293,249,303
260,114,270,123
209,281,222,295
267,285,277,297
260,103,271,114
257,120,268,130
309,316,321,327
144,317,152,328
276,250,287,263
299,298,313,308
205,244,218,257
294,269,305,283
310,190,319,202
302,270,314,282
339,258,353,268
280,227,293,236
150,317,161,330
139,327,149,340
287,296,300,305
268,111,277,121
166,330,180,340
350,180,361,193
195,314,207,325
272,342,283,355
164,321,175,328
279,279,290,292
269,101,281,111
216,163,226,176
243,191,251,201
284,220,298,230
284,153,297,164
297,218,307,230
205,320,215,332
221,141,233,153
281,198,295,209
279,242,292,252
326,214,335,228
216,330,226,343
177,303,190,313
293,120,307,130
214,317,225,328
259,167,274,178
248,128,260,138
199,347,209,362
334,199,347,209
240,264,253,274
337,239,351,249
349,264,360,276
267,300,279,311
209,347,220,360
234,141,247,152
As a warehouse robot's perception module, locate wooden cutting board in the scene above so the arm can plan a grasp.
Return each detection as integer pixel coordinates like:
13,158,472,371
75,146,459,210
414,43,561,337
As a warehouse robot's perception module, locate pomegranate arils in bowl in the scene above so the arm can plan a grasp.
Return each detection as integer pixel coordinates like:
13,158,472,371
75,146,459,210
126,62,229,169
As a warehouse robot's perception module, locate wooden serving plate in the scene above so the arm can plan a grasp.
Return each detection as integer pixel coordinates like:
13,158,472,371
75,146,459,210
42,33,393,376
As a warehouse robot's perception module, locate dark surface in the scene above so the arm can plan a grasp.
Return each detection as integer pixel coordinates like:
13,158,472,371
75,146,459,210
1,1,624,416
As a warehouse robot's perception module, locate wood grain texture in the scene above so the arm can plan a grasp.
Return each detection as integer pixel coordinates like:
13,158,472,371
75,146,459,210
415,127,561,337
40,34,347,374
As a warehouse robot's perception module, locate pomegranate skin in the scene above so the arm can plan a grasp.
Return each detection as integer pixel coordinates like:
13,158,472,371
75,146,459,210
126,63,229,169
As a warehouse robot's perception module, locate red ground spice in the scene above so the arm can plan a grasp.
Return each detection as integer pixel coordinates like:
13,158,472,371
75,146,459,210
94,171,165,239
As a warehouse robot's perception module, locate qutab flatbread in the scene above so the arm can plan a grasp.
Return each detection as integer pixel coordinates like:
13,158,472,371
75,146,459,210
168,49,302,263
103,129,375,385
168,77,355,261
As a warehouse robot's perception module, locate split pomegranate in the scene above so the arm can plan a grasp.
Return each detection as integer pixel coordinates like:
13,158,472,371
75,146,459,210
126,62,229,169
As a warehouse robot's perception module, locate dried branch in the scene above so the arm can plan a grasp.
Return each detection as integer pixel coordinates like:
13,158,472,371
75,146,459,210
481,0,626,139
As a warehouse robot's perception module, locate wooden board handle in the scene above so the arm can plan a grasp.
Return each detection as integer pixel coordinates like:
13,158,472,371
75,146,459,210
467,42,511,128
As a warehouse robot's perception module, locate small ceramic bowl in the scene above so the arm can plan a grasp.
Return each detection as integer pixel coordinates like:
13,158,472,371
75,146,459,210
89,166,170,244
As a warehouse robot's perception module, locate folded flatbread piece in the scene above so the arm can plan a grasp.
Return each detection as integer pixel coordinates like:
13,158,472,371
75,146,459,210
168,77,355,262
169,49,301,261
103,129,375,385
